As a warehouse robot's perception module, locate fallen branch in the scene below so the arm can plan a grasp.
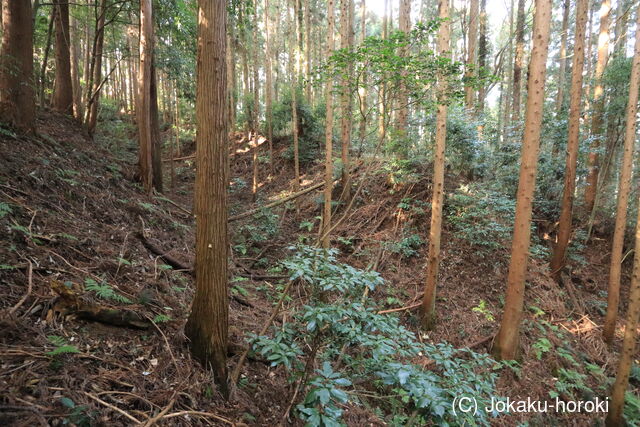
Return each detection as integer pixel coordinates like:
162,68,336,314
137,234,257,308
142,398,175,427
51,280,151,329
83,391,144,424
377,301,422,315
8,260,33,316
162,410,235,425
229,179,339,223
162,154,195,162
137,233,192,272
154,193,192,216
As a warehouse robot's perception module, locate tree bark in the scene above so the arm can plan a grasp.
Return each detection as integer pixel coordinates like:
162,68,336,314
606,17,640,411
70,11,83,120
264,0,274,174
138,0,154,193
396,0,411,157
422,0,450,330
358,0,367,144
549,0,589,280
150,61,163,193
584,0,611,213
502,0,515,139
251,0,260,203
614,0,629,55
493,0,553,361
52,0,73,115
185,0,229,398
377,0,389,151
82,0,93,108
511,0,525,124
0,0,35,134
476,0,487,119
290,0,301,195
340,0,354,201
321,0,336,249
603,3,640,346
39,6,55,107
555,0,570,113
304,0,312,103
465,0,479,109
85,0,106,136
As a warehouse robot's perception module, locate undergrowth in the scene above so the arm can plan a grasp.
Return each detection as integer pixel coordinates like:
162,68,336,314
250,246,501,426
445,184,549,258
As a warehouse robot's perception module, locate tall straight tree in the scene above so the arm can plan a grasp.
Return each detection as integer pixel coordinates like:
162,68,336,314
396,0,411,154
358,0,367,142
85,0,106,136
465,0,478,109
550,0,589,280
476,0,487,120
605,32,640,414
493,0,553,360
304,0,312,103
603,3,640,346
0,0,35,134
511,0,525,123
52,0,74,115
251,0,260,202
555,0,570,113
606,16,640,415
69,12,83,120
584,0,611,212
422,0,450,330
501,0,515,137
150,62,163,193
185,0,229,398
613,0,629,54
321,0,336,249
377,0,389,148
265,0,274,173
138,0,154,193
39,7,55,107
290,0,301,195
340,0,354,200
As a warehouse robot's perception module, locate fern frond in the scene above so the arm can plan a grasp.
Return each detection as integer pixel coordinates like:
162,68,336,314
47,345,80,356
47,335,66,346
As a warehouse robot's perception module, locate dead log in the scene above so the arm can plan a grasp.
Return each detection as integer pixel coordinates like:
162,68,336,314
50,280,151,329
136,233,193,272
229,178,339,222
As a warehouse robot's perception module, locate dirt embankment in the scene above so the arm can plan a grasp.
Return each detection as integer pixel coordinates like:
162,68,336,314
0,110,633,426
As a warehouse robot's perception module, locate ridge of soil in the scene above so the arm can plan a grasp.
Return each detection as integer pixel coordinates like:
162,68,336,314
0,111,632,426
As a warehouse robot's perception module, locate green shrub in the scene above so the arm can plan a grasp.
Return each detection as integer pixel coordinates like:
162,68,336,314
249,245,500,426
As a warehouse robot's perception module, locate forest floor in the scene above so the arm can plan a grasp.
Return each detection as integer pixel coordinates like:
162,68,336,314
0,110,635,426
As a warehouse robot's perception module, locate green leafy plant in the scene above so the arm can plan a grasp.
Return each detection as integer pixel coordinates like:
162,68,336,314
472,300,495,322
84,278,132,304
0,201,13,219
234,208,279,255
250,245,500,426
153,314,172,324
297,362,352,427
551,368,592,400
532,338,552,360
624,392,640,427
59,396,93,426
46,335,80,356
385,233,424,258
138,201,156,211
